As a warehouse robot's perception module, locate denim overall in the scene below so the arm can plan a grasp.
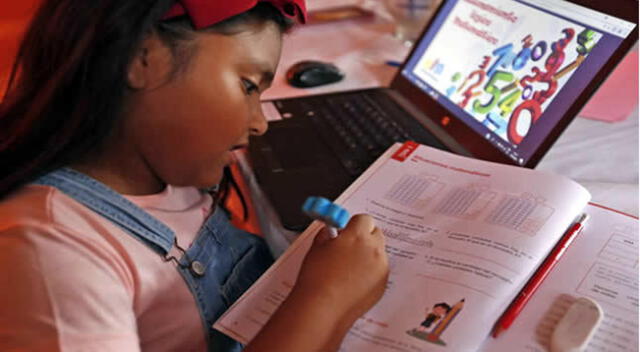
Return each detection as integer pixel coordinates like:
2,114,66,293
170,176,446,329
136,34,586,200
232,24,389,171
35,168,273,352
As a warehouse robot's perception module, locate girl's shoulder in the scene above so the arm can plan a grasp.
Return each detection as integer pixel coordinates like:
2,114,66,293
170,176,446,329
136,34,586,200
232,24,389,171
0,184,101,231
0,184,139,287
0,184,59,227
0,184,140,255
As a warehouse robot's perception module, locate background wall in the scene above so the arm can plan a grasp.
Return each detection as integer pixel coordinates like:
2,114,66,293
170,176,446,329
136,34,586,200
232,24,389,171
0,0,41,98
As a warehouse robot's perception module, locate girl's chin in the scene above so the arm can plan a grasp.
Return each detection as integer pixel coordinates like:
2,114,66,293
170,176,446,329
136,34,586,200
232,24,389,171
206,170,225,189
196,154,233,189
187,168,223,191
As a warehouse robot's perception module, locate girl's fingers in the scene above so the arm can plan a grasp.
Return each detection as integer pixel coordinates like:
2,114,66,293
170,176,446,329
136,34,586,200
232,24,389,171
372,226,384,240
344,214,376,234
313,226,333,245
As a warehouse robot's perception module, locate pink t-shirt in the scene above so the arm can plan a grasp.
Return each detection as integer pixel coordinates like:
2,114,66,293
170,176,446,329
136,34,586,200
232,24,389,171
0,184,211,351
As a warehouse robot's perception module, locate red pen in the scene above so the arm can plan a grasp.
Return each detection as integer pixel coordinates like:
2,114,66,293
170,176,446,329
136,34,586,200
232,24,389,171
492,213,590,338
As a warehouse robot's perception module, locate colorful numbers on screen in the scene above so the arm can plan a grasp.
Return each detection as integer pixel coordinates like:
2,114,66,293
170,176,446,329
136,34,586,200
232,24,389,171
451,28,595,145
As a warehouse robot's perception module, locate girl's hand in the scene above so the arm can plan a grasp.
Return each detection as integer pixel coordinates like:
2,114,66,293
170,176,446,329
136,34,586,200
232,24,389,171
244,214,389,352
292,214,389,324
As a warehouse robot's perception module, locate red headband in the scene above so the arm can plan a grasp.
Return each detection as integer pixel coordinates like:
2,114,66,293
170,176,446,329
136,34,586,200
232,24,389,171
163,0,307,29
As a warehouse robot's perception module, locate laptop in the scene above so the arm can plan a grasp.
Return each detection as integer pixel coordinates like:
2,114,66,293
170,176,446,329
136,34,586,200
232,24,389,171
248,0,638,231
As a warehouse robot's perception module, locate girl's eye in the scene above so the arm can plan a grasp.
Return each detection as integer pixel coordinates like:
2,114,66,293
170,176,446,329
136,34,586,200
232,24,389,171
242,79,259,95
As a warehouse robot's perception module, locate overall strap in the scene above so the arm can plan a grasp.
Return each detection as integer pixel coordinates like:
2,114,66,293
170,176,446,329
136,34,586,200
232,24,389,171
34,168,272,352
34,168,175,255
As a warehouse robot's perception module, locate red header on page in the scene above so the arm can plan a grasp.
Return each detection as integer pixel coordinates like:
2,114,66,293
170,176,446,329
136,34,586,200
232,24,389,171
392,141,419,162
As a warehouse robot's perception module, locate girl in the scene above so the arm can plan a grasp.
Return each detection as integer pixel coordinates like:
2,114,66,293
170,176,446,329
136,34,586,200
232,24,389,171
0,1,389,351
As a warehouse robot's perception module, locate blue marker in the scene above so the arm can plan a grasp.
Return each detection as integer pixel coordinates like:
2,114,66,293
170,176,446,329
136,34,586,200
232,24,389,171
302,196,350,238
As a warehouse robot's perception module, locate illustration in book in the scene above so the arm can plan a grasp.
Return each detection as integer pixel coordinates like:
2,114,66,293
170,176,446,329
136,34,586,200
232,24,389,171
407,299,465,346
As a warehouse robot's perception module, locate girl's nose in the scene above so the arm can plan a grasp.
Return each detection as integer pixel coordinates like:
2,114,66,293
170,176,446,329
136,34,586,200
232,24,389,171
249,105,269,136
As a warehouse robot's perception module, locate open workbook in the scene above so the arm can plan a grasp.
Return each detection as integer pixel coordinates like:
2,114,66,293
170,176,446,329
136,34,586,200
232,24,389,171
214,142,639,351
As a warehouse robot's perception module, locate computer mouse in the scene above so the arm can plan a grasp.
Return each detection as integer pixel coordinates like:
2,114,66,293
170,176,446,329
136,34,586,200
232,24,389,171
286,60,345,88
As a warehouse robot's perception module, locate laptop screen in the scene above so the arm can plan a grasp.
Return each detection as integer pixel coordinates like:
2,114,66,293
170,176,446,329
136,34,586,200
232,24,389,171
400,0,636,165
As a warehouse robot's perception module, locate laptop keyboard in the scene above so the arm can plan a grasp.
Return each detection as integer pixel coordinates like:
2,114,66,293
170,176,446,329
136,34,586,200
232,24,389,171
306,90,446,176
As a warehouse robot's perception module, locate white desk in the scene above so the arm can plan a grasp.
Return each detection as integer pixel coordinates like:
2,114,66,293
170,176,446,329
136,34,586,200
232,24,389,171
242,4,639,256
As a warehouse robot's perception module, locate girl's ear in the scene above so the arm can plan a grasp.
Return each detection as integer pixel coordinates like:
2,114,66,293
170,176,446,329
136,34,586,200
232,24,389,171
127,35,172,90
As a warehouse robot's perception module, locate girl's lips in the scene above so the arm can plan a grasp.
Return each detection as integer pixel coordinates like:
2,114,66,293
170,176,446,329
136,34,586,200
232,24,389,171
230,144,248,151
223,145,247,165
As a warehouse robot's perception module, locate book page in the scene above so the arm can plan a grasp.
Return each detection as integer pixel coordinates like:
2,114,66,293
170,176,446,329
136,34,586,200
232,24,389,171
214,143,591,351
481,204,639,352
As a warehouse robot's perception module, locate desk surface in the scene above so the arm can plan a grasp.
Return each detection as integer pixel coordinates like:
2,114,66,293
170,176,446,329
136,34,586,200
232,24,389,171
260,3,639,217
243,1,639,255
238,3,639,348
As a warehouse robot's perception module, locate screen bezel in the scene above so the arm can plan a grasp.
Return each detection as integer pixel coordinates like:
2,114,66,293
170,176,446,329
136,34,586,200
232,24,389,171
390,0,639,168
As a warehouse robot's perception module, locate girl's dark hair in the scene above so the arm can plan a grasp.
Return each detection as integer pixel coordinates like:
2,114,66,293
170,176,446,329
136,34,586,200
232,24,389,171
0,0,292,199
